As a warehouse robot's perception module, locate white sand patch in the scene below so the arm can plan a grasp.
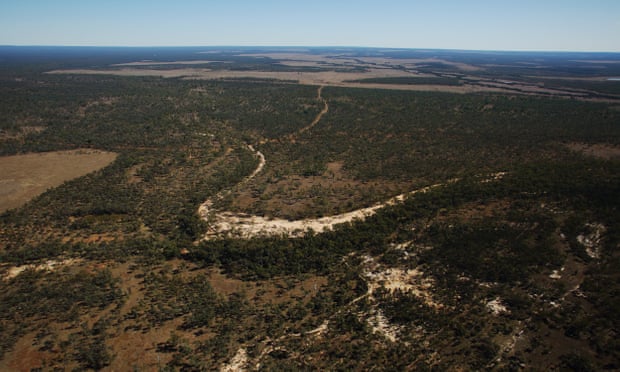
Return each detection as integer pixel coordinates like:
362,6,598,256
549,267,564,279
202,182,442,240
197,144,265,222
2,258,82,281
220,347,248,372
366,266,441,309
352,254,444,343
246,145,265,179
577,223,606,259
486,298,510,315
200,172,507,241
367,310,399,342
305,320,329,337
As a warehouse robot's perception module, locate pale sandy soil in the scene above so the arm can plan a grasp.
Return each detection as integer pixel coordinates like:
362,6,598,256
200,172,508,240
577,223,606,259
0,149,117,212
197,144,265,222
1,258,82,281
367,310,399,342
486,298,510,315
220,347,249,372
305,320,329,336
201,183,442,240
352,254,443,342
361,255,442,309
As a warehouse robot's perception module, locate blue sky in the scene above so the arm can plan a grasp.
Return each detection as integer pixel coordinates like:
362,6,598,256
1,0,619,51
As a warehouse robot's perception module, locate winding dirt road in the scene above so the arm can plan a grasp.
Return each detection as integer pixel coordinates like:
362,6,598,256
197,144,266,223
299,86,328,134
197,85,506,241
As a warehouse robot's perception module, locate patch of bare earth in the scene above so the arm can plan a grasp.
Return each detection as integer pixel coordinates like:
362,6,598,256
361,255,442,310
346,254,444,342
220,347,249,372
1,258,82,281
0,149,117,212
203,182,439,240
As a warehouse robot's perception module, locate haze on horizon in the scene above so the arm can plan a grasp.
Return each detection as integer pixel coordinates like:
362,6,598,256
1,0,620,53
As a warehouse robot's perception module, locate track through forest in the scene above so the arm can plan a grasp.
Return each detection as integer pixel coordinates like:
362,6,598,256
198,88,508,240
298,86,328,136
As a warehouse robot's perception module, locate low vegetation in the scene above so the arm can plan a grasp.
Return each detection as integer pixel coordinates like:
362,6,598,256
0,47,619,370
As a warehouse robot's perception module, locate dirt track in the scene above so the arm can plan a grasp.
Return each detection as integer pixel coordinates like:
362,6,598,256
195,70,506,241
299,86,328,134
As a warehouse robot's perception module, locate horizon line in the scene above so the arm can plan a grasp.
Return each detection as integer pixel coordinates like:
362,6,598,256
1,44,620,54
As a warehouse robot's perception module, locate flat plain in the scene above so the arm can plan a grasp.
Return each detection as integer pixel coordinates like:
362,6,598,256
1,46,619,371
0,150,117,212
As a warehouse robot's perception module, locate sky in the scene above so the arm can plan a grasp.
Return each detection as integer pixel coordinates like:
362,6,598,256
1,0,619,52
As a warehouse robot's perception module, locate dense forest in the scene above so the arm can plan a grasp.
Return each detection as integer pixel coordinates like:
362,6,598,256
0,47,619,370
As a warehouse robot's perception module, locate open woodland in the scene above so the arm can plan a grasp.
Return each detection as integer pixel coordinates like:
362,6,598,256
0,46,619,370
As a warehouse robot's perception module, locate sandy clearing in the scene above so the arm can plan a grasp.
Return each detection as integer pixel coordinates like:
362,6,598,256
201,173,508,240
202,182,443,240
1,258,82,281
361,255,442,309
305,320,329,337
0,149,117,212
487,297,510,315
367,310,400,342
220,347,249,372
577,223,606,259
246,145,265,179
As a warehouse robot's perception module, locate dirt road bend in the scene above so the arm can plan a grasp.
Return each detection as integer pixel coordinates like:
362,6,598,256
298,85,328,135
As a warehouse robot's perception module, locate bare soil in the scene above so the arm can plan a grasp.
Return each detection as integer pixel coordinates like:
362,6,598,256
49,67,603,99
0,149,117,212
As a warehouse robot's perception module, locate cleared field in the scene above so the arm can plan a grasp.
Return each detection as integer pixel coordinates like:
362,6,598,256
0,149,117,212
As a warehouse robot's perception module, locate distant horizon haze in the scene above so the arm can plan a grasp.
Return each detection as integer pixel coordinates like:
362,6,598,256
1,0,619,52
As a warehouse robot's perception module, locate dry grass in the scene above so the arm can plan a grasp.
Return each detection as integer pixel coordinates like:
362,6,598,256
0,149,117,212
46,52,620,102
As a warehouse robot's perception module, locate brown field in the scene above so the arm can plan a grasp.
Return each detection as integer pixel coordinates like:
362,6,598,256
47,68,603,99
0,149,117,212
45,51,620,103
